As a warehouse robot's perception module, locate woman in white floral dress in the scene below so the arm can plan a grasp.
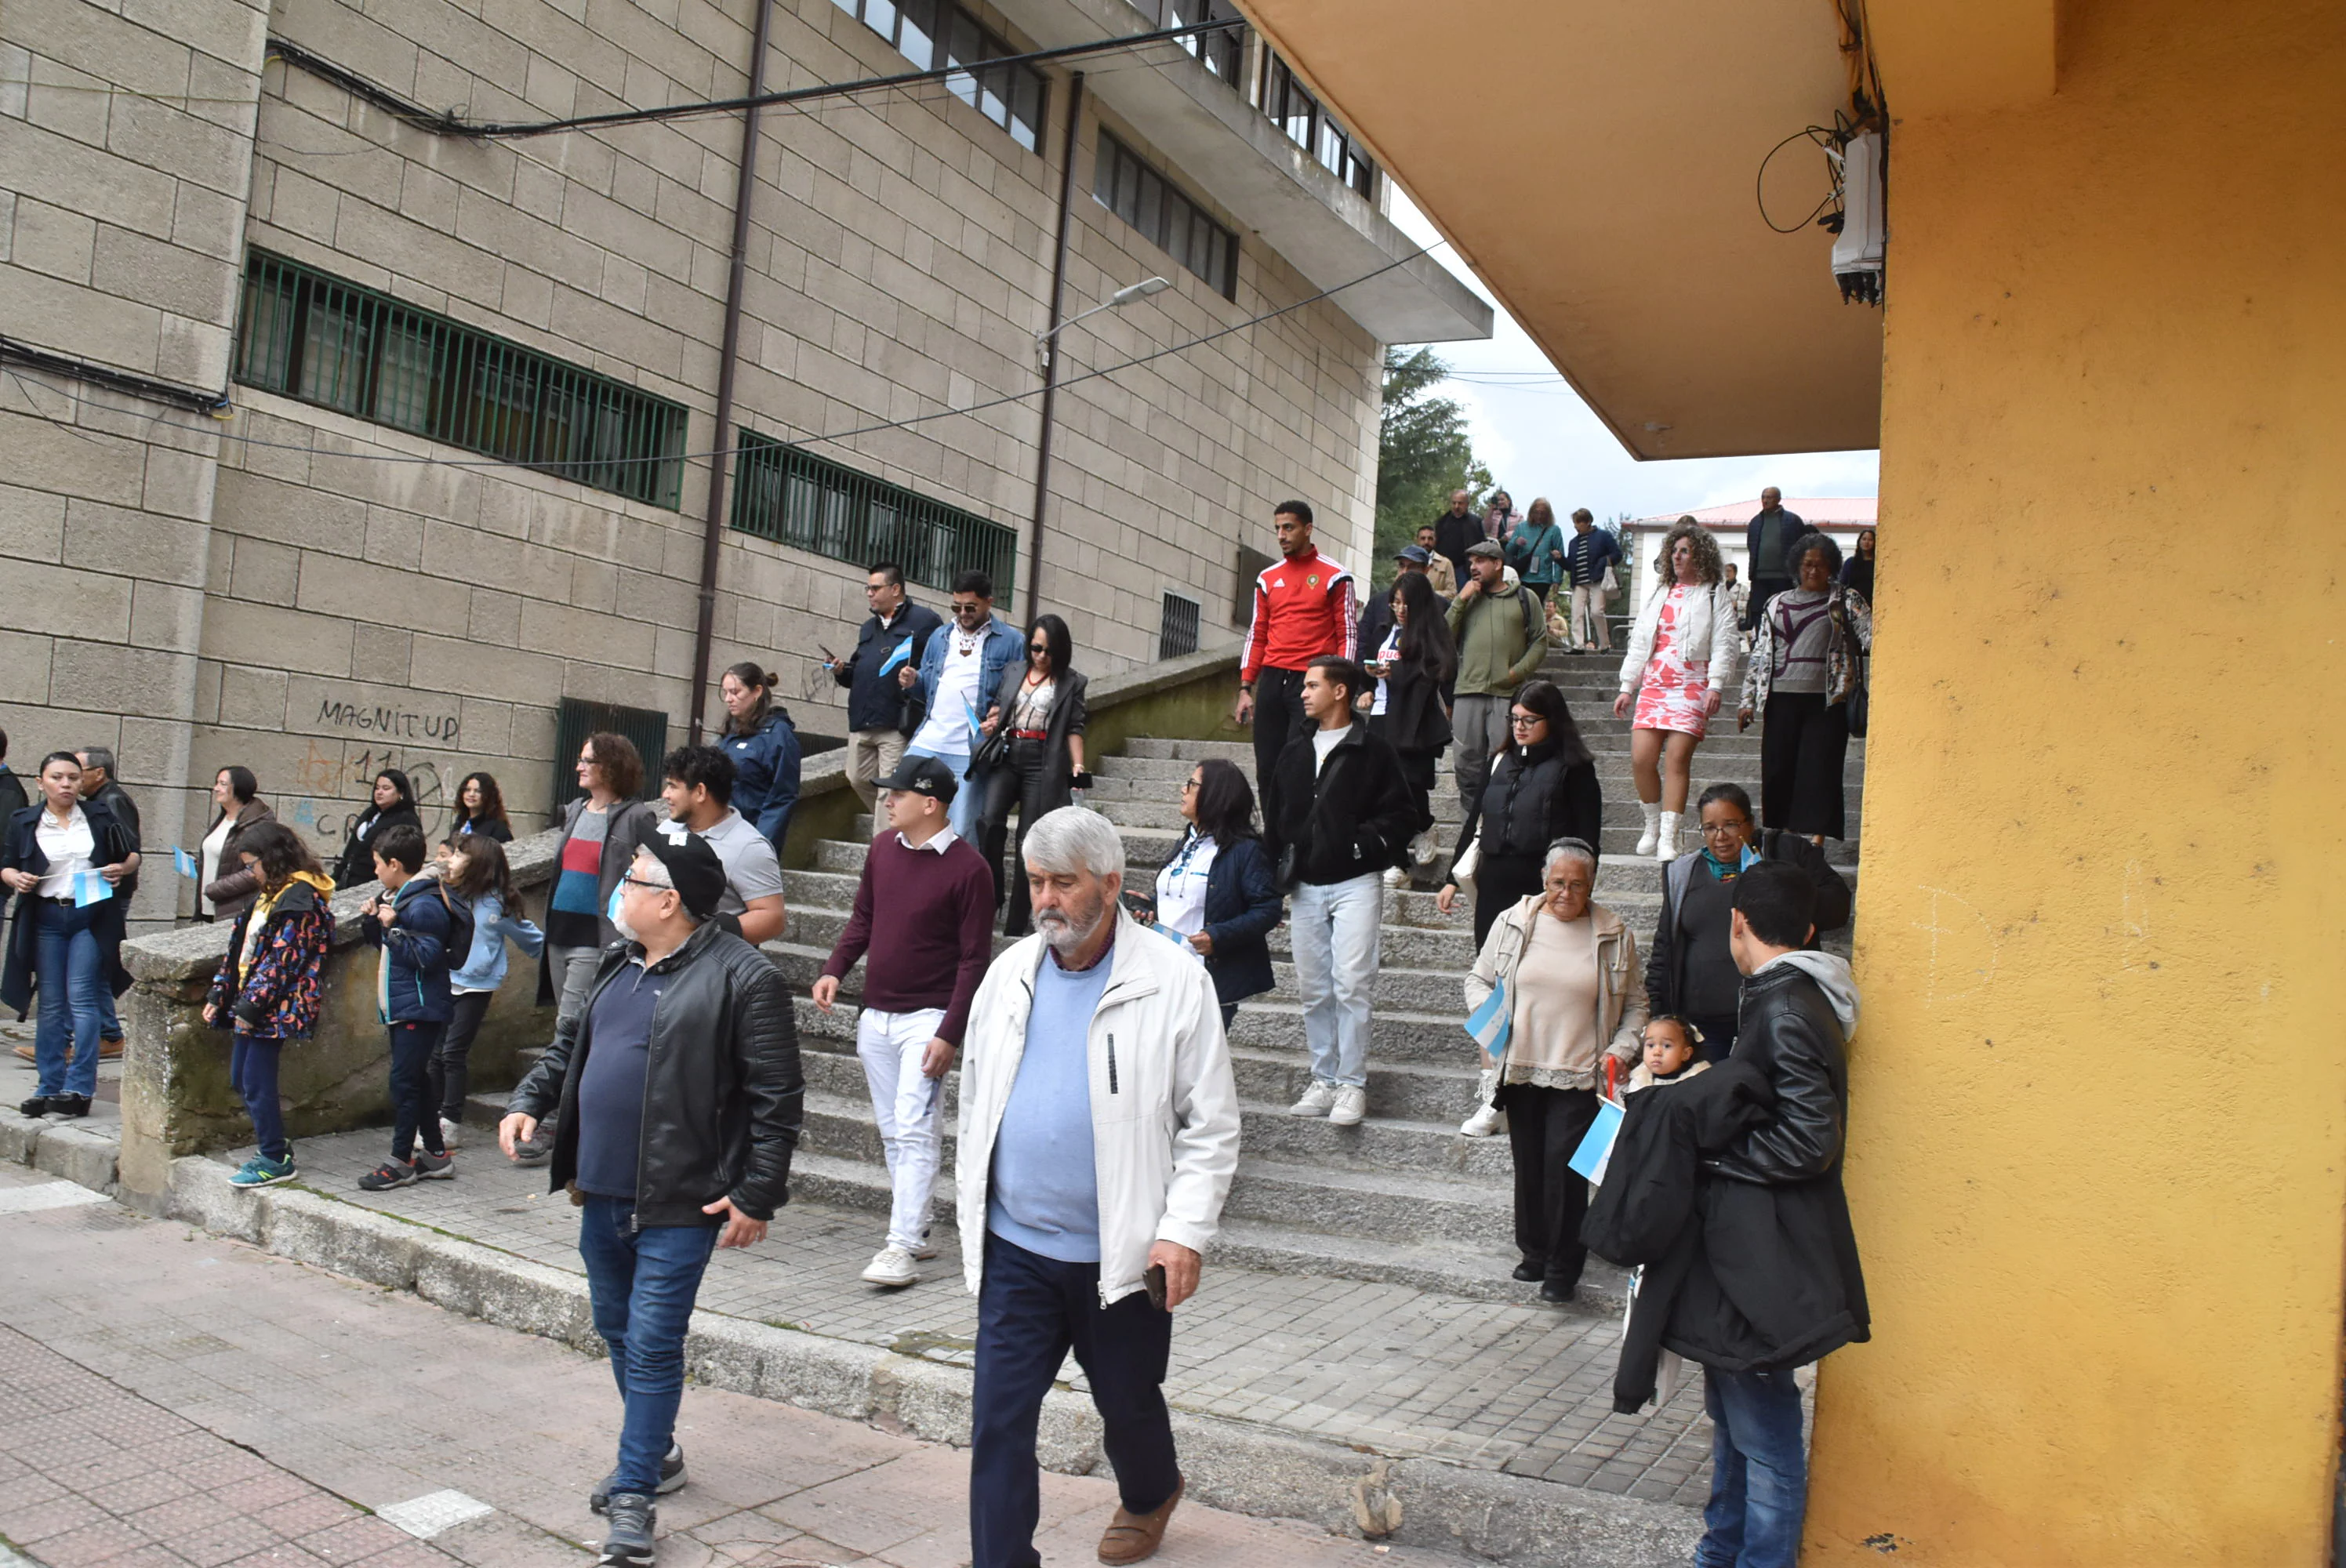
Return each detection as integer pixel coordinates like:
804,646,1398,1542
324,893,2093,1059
1614,521,1741,861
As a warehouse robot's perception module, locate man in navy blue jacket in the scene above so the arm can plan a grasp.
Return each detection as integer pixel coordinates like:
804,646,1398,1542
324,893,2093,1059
358,824,467,1192
830,562,943,812
1743,488,1806,631
1561,510,1625,653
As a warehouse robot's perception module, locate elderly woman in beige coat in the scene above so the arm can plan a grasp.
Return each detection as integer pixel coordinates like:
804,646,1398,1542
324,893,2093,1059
1459,837,1647,1305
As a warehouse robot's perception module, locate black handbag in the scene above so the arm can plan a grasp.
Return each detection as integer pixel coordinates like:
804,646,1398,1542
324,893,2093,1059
1846,656,1870,738
968,720,1011,778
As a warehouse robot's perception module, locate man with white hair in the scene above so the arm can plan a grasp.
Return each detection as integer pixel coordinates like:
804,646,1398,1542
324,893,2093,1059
955,807,1240,1568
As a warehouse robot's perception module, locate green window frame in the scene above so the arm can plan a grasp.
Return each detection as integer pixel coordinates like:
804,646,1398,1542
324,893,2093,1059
729,429,1019,608
232,250,690,509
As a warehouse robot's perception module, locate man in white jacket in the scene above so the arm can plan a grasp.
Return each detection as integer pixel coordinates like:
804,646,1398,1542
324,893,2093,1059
955,807,1240,1568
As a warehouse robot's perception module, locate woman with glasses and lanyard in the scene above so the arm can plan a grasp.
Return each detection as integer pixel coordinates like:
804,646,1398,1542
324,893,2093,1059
975,614,1090,937
1436,680,1602,948
1141,758,1281,1029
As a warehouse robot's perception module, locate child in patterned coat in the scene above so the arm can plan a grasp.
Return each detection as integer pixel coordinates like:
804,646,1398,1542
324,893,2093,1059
204,822,336,1188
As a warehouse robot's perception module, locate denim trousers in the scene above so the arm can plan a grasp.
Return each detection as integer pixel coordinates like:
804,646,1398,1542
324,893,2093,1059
385,1022,446,1161
1696,1365,1808,1568
231,1032,289,1163
31,899,106,1099
1287,873,1382,1088
970,1232,1178,1568
577,1197,720,1497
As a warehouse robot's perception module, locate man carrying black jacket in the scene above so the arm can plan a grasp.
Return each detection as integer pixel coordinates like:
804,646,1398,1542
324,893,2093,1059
829,561,944,813
1262,656,1415,1127
500,833,802,1568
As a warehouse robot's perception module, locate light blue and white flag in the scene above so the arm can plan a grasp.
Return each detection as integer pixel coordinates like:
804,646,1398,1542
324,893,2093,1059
1570,1098,1626,1184
174,846,200,878
1465,980,1511,1062
877,637,914,677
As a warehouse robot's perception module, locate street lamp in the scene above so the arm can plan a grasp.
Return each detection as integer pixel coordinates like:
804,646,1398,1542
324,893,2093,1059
1035,275,1171,371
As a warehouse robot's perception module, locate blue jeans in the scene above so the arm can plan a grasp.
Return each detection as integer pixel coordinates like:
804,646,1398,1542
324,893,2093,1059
1287,873,1382,1088
231,1033,289,1163
577,1197,719,1497
906,745,977,839
97,981,123,1041
31,900,106,1099
1697,1366,1808,1568
970,1232,1178,1568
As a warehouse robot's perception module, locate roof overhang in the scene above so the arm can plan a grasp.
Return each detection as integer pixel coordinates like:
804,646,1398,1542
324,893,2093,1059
991,0,1494,343
1235,0,1887,457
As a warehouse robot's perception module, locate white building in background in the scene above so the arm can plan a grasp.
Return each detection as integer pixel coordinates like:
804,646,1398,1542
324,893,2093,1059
1620,496,1877,603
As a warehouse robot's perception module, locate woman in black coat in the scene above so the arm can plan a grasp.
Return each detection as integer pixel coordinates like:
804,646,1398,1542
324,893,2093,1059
333,768,423,890
1436,680,1603,947
976,614,1089,936
1140,759,1281,1028
1368,571,1458,880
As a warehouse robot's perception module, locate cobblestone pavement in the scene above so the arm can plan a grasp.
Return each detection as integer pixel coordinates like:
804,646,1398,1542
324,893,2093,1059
230,1126,1713,1508
0,1163,1487,1567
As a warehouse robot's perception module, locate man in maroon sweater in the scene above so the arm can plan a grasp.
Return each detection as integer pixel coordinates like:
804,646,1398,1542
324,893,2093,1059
812,756,995,1288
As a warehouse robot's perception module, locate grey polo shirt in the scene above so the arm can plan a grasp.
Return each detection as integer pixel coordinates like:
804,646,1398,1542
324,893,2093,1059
659,808,783,916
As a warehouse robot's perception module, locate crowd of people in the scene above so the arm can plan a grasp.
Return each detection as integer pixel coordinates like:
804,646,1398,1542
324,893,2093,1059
0,489,1876,1568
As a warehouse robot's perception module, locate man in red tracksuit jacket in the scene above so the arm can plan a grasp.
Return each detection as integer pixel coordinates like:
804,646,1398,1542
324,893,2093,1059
1235,499,1357,800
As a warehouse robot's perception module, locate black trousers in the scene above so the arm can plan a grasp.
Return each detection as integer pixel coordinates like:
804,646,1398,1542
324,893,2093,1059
1471,852,1545,949
1687,1010,1740,1065
1393,746,1439,841
1501,1082,1601,1287
1249,666,1310,807
1760,691,1850,840
429,989,496,1122
979,738,1056,935
1745,576,1792,632
387,1021,447,1162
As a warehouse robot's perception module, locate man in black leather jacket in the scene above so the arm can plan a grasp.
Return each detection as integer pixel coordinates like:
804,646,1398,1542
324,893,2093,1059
501,833,801,1568
1670,859,1865,1568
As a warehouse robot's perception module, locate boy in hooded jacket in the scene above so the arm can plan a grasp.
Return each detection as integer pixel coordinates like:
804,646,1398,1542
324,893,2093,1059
358,824,470,1192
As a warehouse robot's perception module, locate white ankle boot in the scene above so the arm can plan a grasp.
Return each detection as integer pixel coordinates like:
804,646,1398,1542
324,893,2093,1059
1633,801,1661,857
1459,1068,1509,1137
1656,811,1682,862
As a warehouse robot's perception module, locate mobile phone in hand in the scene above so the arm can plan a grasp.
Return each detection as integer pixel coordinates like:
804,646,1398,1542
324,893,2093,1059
1145,1263,1168,1312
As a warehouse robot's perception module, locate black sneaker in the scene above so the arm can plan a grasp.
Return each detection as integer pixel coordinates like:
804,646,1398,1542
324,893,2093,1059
17,1095,52,1118
412,1149,456,1181
358,1160,418,1192
590,1444,685,1513
597,1494,656,1566
1539,1278,1578,1305
1511,1260,1544,1283
47,1094,91,1120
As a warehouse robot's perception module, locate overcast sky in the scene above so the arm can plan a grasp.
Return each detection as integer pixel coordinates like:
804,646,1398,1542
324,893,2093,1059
1386,193,1879,523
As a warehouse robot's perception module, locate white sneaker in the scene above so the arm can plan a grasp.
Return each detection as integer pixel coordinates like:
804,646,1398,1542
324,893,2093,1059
438,1117,463,1151
1459,1103,1506,1138
1411,829,1440,866
1328,1085,1367,1127
912,1229,939,1261
1632,802,1661,857
861,1245,918,1288
1287,1080,1338,1118
1382,866,1407,887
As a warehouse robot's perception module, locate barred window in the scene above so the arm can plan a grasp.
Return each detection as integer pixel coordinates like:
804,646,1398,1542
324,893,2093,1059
730,429,1019,607
1093,130,1237,299
1160,591,1201,660
232,251,688,509
833,0,1047,151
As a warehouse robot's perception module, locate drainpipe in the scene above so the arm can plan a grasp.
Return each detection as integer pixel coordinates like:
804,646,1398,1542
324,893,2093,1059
1025,71,1085,620
688,0,776,742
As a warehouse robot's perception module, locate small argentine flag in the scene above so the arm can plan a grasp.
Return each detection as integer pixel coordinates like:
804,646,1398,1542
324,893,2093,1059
1465,980,1511,1062
877,637,913,677
174,846,200,878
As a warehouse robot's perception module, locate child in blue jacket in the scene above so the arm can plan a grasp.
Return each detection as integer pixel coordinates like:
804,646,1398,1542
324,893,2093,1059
358,824,467,1192
428,833,543,1151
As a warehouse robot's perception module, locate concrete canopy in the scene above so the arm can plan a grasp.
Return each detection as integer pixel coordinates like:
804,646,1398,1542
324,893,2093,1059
1237,0,1886,459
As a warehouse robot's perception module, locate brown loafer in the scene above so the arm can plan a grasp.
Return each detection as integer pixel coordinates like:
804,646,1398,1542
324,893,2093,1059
1098,1475,1182,1566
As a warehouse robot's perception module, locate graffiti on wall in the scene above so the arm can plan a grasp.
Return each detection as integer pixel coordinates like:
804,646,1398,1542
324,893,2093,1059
283,739,456,850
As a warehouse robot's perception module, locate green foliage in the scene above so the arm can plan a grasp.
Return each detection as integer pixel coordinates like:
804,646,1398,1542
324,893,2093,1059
1371,347,1489,587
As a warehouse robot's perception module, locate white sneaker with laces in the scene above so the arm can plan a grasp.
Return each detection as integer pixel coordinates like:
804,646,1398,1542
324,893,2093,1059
1460,1103,1506,1137
1287,1080,1338,1118
1412,829,1440,866
1382,866,1407,887
1328,1085,1368,1127
861,1245,919,1288
438,1116,463,1151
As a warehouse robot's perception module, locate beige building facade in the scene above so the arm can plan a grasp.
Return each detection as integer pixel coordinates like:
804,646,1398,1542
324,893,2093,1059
2,0,1487,926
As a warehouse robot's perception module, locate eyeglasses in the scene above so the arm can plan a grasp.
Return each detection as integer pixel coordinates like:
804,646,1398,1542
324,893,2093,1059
1509,714,1544,728
617,875,670,895
1182,779,1200,792
1698,821,1751,837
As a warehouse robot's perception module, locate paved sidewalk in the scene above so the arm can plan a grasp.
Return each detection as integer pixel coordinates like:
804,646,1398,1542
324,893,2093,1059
226,1126,1712,1506
0,1163,1485,1568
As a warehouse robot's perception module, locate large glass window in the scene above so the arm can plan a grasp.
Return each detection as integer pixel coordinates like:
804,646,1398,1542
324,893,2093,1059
233,252,689,509
1093,129,1238,299
834,0,1046,151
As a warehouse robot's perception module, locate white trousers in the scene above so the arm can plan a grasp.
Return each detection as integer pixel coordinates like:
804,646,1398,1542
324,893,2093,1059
856,1006,949,1251
1288,873,1383,1089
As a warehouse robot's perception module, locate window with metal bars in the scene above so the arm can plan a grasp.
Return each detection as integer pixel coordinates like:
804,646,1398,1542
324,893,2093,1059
729,428,1019,608
1093,130,1238,299
551,698,670,815
1159,591,1201,660
232,251,690,509
830,0,1048,151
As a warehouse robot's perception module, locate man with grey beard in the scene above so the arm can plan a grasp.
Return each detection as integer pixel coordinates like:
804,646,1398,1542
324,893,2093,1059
952,807,1240,1568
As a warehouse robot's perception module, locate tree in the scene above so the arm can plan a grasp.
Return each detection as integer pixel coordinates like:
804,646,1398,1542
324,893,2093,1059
1371,347,1489,587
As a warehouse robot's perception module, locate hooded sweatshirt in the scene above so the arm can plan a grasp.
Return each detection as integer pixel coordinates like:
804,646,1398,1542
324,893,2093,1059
1760,949,1860,1033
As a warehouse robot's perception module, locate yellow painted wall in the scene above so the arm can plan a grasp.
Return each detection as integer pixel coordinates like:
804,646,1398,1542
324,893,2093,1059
1806,2,2346,1562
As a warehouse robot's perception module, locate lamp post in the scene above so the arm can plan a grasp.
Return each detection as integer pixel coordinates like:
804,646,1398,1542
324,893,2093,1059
1035,274,1171,372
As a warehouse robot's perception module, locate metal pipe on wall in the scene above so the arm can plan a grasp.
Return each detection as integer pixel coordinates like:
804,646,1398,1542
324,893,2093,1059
688,0,777,742
1024,71,1086,621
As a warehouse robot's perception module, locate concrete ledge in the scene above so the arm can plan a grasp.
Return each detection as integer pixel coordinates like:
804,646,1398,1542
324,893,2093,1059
0,1110,124,1193
165,1154,1699,1565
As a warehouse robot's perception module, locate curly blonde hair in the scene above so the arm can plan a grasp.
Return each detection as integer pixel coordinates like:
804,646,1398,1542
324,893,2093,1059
1651,518,1724,590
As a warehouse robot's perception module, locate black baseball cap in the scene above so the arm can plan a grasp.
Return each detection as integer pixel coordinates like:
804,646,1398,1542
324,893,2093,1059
882,754,958,804
637,831,727,921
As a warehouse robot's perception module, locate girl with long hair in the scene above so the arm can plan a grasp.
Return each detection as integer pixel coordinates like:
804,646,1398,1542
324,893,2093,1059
332,768,421,888
1613,520,1740,861
1437,680,1602,946
430,834,543,1151
202,821,334,1187
718,661,802,856
446,771,513,842
975,614,1090,935
1368,570,1458,882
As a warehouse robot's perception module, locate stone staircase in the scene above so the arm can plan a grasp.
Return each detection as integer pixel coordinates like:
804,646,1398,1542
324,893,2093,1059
476,628,1863,1312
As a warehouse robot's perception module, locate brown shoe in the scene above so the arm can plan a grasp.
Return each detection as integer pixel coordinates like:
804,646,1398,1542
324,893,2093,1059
100,1039,125,1061
1097,1475,1183,1566
10,1044,31,1063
